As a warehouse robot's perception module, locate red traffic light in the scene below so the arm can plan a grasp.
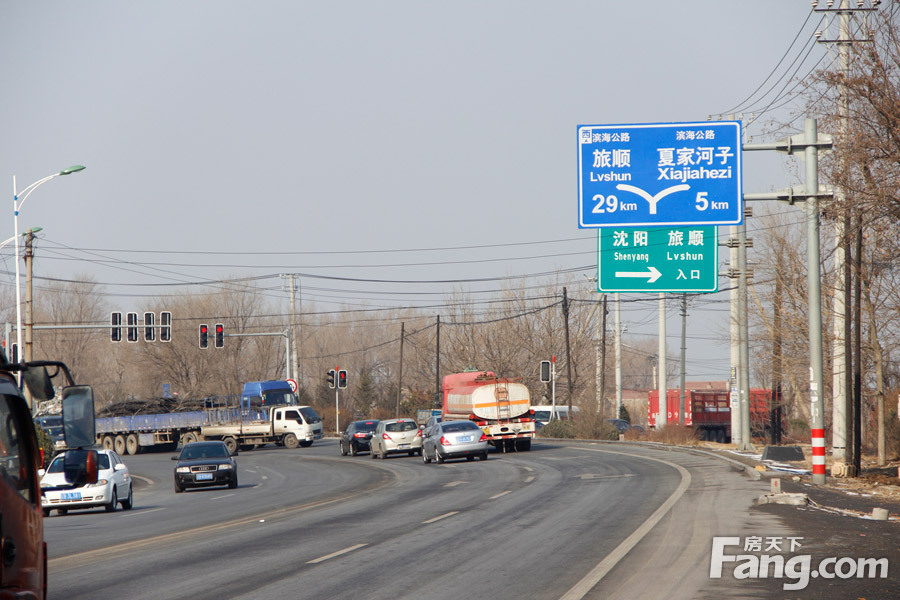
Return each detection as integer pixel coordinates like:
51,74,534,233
215,323,224,348
199,324,209,349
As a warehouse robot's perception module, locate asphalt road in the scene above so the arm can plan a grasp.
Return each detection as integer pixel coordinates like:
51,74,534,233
45,439,779,600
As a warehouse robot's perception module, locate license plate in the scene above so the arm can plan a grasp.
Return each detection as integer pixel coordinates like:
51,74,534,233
398,443,410,449
458,436,473,443
61,491,82,501
196,472,214,481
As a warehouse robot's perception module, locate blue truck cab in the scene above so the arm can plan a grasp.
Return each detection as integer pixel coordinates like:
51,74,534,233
240,380,298,410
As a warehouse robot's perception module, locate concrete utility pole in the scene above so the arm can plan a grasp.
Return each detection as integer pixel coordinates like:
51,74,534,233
563,287,574,413
598,294,608,415
738,212,752,451
434,315,441,408
396,322,404,418
657,293,667,426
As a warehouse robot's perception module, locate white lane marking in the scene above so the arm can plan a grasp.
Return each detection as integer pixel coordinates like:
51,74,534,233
212,493,235,500
422,511,459,524
130,474,154,486
443,481,467,487
558,448,692,600
120,507,165,518
575,473,636,481
524,476,535,483
489,490,512,500
307,543,368,564
523,466,534,472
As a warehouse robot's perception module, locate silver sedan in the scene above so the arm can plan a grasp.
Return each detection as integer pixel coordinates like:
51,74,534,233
422,419,489,463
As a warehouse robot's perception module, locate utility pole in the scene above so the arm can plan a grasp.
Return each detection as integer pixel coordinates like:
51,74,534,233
728,226,742,447
396,322,404,418
679,294,687,426
738,211,752,450
434,315,441,408
23,229,37,408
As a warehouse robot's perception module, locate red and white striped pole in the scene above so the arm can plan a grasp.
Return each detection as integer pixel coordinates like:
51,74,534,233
811,427,826,481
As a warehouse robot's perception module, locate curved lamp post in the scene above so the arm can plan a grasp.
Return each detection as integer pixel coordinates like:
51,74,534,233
12,166,85,384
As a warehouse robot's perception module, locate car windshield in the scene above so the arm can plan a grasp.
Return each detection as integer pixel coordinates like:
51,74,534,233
299,407,321,424
181,445,229,460
261,390,298,406
442,422,480,433
385,421,416,432
47,452,111,473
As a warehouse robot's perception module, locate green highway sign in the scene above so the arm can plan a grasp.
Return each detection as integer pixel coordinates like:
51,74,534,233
598,226,718,293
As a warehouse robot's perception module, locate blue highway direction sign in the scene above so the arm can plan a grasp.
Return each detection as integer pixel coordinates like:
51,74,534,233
578,121,743,228
598,226,718,293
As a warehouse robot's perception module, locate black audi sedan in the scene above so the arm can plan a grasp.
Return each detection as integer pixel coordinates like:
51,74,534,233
173,441,238,493
339,420,379,456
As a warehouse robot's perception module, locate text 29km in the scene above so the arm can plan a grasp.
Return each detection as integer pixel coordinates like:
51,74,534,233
593,191,727,214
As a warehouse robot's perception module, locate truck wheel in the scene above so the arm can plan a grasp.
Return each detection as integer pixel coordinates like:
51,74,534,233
716,429,725,444
125,433,140,455
102,435,115,450
114,435,126,455
516,439,532,452
182,432,198,446
223,437,238,455
283,433,299,449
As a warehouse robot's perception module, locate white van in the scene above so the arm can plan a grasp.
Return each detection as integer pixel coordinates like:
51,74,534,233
532,405,579,427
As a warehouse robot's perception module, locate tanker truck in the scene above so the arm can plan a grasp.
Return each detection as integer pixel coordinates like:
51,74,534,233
441,370,535,451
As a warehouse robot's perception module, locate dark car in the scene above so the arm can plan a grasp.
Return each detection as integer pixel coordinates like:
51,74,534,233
340,420,380,456
172,441,237,493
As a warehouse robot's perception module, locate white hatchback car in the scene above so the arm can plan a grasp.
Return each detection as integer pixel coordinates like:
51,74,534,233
40,449,133,516
370,418,423,459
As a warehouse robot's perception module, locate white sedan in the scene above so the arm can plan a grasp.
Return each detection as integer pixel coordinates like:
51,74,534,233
40,449,133,516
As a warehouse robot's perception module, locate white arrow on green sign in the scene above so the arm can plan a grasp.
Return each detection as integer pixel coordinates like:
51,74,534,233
597,226,718,293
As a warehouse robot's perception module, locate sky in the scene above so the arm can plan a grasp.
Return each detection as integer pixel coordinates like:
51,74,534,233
0,1,839,382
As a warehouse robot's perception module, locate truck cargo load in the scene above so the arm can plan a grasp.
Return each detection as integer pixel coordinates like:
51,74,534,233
441,371,535,451
648,388,773,443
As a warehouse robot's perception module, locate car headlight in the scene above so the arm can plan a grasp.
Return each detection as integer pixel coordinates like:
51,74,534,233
85,479,109,488
217,464,233,470
176,467,191,473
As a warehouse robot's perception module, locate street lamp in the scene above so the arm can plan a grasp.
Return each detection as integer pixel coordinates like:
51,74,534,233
11,166,85,384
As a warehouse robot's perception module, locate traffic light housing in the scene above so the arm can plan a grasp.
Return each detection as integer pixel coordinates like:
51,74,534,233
199,324,209,349
540,360,551,382
126,312,139,343
110,312,122,343
338,369,347,389
215,323,224,348
160,311,172,342
327,369,336,389
144,312,156,342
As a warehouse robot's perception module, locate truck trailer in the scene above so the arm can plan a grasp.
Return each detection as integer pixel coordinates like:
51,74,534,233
442,371,535,451
648,388,772,443
95,381,323,454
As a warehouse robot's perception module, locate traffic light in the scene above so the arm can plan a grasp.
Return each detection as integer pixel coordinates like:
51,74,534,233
144,312,156,342
338,370,347,388
199,324,209,349
540,360,551,382
110,312,122,343
215,323,224,348
160,311,172,342
327,369,336,389
126,312,139,343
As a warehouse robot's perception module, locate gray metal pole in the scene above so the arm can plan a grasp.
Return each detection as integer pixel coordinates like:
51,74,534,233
738,219,752,450
730,227,742,446
805,117,827,485
614,294,622,419
679,294,687,426
658,293,667,426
